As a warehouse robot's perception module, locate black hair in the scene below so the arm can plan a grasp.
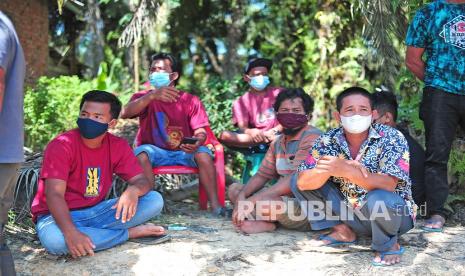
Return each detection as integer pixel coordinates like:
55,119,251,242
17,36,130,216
372,91,399,121
336,86,373,111
273,88,314,114
150,52,181,85
79,90,122,119
244,57,272,74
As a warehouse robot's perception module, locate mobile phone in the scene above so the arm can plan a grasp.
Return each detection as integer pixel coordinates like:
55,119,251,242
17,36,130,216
181,137,199,145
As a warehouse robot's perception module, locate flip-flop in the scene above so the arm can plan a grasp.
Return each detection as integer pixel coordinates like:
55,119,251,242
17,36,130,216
371,246,405,267
421,226,443,233
421,217,445,233
318,234,357,247
129,234,171,245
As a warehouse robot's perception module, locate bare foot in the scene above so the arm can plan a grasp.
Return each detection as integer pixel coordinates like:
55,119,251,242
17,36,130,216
372,243,402,266
239,220,276,234
128,223,165,239
310,223,356,246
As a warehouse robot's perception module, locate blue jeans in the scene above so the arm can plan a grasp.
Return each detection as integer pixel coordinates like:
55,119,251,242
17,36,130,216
134,144,213,167
36,191,163,255
291,176,414,252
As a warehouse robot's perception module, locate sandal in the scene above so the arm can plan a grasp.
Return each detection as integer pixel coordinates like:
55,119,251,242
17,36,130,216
318,234,357,247
129,234,171,245
371,246,405,266
422,214,445,233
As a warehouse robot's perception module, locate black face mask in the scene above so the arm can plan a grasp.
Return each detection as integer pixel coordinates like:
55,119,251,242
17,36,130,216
282,126,304,136
76,118,109,139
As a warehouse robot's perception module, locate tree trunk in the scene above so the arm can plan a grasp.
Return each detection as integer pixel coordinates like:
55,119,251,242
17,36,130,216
223,0,245,80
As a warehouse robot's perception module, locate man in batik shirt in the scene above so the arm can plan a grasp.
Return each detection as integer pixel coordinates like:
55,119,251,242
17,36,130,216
291,87,416,266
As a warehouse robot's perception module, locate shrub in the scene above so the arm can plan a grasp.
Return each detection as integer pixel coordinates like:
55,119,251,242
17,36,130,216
195,76,246,136
191,76,248,179
24,76,94,151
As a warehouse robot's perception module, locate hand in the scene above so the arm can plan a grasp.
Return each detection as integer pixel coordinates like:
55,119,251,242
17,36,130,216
316,156,352,178
263,129,277,142
346,160,369,178
232,205,242,226
149,87,179,103
232,190,246,206
64,230,95,258
180,140,200,154
232,192,246,226
247,128,269,143
112,186,140,223
232,198,254,227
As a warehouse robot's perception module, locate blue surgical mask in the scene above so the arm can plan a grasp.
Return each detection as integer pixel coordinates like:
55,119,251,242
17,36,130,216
76,118,109,139
249,75,270,91
149,72,171,89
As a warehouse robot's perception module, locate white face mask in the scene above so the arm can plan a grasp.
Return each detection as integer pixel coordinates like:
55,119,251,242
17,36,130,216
340,114,373,134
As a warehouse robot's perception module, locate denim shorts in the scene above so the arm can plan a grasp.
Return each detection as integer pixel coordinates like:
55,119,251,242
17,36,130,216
134,144,214,168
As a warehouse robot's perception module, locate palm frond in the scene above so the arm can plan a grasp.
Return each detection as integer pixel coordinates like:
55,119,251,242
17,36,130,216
356,0,410,88
118,0,161,48
57,0,66,15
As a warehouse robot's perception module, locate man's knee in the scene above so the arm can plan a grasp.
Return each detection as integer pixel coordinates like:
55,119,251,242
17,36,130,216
136,151,150,162
194,152,214,168
227,183,243,202
139,191,164,218
134,145,161,166
43,238,68,255
366,189,402,214
38,228,68,255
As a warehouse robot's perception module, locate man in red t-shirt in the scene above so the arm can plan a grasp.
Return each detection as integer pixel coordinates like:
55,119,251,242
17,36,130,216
31,91,166,258
121,53,224,216
219,58,283,151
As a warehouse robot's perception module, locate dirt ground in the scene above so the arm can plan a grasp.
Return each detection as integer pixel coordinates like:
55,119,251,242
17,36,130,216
7,200,465,276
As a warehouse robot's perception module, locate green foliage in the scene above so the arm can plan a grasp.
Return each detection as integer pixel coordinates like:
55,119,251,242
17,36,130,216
24,76,95,150
195,76,245,135
445,193,465,214
7,210,15,226
449,147,465,185
96,46,135,104
193,76,247,179
396,68,424,133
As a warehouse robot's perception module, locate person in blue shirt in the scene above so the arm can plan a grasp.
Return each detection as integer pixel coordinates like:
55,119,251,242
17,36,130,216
405,0,465,232
292,87,415,266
